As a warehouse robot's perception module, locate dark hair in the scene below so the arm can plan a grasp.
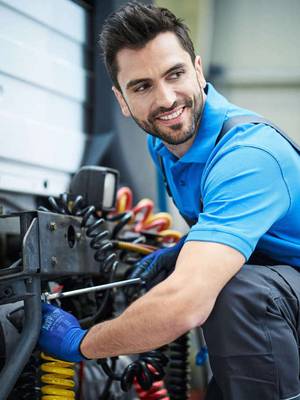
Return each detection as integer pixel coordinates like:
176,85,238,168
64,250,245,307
99,1,196,90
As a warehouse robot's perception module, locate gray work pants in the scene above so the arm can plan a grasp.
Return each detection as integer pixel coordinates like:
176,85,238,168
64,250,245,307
203,264,300,400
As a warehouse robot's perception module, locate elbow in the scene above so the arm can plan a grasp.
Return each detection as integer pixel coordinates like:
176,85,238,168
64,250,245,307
153,278,216,339
179,292,216,331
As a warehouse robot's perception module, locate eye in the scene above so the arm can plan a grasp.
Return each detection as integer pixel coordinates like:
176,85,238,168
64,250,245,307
134,83,150,93
167,70,185,80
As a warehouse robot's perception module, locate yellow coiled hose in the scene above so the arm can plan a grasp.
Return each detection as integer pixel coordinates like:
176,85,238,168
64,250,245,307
40,353,76,399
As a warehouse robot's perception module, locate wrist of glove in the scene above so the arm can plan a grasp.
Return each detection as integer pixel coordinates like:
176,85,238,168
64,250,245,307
39,303,88,362
130,234,187,288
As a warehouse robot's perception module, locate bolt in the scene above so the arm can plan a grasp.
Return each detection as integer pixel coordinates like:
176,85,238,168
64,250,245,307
48,222,57,231
51,256,58,267
76,232,82,241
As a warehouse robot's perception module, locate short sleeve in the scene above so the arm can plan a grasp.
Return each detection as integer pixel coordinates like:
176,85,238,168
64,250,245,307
186,146,291,259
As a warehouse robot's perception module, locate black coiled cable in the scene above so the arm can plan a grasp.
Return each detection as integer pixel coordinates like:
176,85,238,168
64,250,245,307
164,334,190,400
106,211,133,239
98,349,168,392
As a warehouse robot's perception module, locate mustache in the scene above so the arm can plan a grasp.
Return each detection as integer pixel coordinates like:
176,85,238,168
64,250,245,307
149,98,193,120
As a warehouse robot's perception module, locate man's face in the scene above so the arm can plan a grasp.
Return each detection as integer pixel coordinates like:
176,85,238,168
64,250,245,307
113,32,206,146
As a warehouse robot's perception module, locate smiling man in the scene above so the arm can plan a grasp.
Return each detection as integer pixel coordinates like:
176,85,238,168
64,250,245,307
112,30,205,157
39,3,300,399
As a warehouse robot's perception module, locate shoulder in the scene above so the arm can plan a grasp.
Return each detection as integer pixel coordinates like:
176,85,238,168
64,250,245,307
208,122,298,175
204,143,287,189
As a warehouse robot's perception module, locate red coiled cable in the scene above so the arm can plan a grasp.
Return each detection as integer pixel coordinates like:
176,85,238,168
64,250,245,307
135,380,170,400
113,186,181,243
134,365,170,400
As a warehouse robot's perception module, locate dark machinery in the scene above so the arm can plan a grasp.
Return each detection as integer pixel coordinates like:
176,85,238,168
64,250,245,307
0,166,192,400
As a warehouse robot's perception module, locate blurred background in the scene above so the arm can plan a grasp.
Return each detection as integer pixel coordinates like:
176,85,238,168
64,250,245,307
0,0,299,221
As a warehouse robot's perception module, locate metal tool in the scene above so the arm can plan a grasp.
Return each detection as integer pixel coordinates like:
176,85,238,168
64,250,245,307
42,277,142,302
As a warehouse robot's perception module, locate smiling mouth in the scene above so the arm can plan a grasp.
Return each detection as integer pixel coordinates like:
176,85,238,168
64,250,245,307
157,107,184,121
156,106,185,123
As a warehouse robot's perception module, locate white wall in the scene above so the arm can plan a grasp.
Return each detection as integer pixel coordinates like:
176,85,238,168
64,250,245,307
210,0,300,139
0,0,90,196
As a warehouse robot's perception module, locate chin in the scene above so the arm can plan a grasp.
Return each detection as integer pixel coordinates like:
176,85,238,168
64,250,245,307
162,132,194,146
171,127,195,145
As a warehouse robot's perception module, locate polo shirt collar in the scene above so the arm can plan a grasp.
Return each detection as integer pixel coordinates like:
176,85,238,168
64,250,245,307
152,83,230,164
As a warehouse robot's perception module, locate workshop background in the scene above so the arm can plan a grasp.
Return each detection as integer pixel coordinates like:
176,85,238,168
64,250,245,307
0,0,299,399
0,0,299,223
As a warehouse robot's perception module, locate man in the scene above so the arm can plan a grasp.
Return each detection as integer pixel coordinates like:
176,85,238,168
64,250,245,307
39,3,300,399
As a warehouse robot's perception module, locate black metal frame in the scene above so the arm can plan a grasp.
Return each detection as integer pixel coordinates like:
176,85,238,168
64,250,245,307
0,210,102,398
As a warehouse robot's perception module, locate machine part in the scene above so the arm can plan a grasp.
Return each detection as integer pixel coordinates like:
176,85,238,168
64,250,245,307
7,353,41,400
0,211,39,278
0,181,191,399
165,334,190,400
40,192,128,326
69,165,119,212
0,302,24,358
1,305,41,400
43,277,141,301
39,193,117,274
0,277,41,400
40,352,75,399
37,211,101,276
0,211,101,278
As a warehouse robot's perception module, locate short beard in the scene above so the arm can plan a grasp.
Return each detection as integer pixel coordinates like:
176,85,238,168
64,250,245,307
129,94,203,146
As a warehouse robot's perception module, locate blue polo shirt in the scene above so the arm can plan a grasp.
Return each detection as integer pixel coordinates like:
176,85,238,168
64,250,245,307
148,83,300,267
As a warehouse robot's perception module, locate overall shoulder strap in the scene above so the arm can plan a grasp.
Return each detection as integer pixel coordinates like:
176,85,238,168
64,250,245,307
157,154,196,226
216,115,300,152
157,153,172,198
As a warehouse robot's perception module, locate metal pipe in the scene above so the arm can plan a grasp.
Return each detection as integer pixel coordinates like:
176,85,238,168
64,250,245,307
43,277,142,302
0,277,41,400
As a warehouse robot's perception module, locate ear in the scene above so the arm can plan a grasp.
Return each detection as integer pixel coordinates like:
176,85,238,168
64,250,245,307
194,56,206,89
112,86,131,117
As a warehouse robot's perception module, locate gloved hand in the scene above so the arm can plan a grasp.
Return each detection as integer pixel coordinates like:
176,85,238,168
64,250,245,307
130,235,186,289
38,303,88,362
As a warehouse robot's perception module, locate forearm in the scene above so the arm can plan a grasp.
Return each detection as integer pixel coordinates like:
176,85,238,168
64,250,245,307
80,278,191,359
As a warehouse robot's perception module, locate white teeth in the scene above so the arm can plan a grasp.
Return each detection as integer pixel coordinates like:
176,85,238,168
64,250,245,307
158,107,184,121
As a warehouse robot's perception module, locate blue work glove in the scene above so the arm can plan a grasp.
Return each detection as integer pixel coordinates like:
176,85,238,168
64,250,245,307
130,235,187,288
38,303,88,362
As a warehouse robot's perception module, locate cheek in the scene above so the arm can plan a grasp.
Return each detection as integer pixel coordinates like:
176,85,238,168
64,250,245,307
130,99,151,120
175,78,199,100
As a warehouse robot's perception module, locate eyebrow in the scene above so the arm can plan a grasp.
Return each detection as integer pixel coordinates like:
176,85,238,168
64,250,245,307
125,62,186,90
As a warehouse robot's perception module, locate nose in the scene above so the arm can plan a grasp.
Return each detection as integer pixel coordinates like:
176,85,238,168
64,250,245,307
155,82,176,110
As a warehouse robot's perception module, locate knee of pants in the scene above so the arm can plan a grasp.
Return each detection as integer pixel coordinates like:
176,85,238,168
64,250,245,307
203,265,271,356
